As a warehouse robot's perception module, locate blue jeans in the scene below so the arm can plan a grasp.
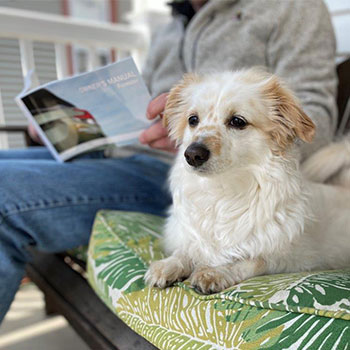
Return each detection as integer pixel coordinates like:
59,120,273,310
0,147,171,323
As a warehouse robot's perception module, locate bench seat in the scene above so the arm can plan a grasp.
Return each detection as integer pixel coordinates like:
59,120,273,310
86,210,350,350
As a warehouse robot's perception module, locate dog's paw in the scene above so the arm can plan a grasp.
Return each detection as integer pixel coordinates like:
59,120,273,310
145,257,189,288
190,266,239,294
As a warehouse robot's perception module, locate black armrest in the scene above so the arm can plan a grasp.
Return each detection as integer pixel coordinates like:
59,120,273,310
337,58,350,134
0,125,28,132
0,124,39,146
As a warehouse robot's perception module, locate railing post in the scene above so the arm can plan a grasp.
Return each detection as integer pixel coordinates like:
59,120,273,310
117,49,129,61
131,48,146,70
55,43,69,80
0,89,9,149
87,46,99,71
18,39,40,89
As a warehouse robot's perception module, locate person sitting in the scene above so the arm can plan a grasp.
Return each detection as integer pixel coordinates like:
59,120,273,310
0,0,337,323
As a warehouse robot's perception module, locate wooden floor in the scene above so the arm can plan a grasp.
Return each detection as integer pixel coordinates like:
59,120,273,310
0,283,89,350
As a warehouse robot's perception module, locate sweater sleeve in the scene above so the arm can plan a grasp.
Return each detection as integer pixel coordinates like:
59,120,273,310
267,0,337,159
141,30,161,93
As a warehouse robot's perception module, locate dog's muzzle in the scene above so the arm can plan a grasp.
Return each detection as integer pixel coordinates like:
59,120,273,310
184,142,210,167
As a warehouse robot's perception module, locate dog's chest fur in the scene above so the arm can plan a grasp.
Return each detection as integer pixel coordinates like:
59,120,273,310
165,156,307,267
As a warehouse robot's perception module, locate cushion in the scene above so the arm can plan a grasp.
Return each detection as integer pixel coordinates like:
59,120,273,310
87,210,350,350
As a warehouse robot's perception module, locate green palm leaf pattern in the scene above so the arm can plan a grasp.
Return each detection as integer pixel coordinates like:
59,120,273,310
116,287,286,349
262,313,350,350
88,211,165,306
87,210,350,350
220,270,350,320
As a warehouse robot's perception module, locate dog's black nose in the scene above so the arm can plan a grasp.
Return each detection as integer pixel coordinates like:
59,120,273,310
184,143,210,167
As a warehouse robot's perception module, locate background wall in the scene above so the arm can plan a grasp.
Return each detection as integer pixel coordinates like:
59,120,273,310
0,0,61,148
324,0,350,61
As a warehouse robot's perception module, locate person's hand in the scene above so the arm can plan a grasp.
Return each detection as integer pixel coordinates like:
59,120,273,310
28,123,44,145
139,93,177,153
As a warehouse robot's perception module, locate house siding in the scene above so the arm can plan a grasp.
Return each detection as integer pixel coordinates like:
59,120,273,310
0,0,61,149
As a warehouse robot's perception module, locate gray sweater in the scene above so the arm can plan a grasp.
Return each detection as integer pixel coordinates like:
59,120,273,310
142,0,337,160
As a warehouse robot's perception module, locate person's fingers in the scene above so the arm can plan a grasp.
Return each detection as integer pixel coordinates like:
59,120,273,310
139,120,168,144
149,137,177,152
146,93,168,120
139,116,177,153
28,124,44,145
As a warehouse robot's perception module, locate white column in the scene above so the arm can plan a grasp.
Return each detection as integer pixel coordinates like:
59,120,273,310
55,43,70,80
0,89,9,149
19,39,40,89
87,46,99,71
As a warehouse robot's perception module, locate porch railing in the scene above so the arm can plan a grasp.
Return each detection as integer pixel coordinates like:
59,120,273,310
0,6,150,82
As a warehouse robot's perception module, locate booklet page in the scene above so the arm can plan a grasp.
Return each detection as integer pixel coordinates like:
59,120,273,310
16,57,152,161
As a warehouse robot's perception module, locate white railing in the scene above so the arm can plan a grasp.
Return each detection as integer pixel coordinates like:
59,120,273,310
0,6,150,84
0,90,7,149
331,8,350,17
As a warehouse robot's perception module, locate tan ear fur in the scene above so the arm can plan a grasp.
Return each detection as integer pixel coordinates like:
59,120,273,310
163,73,201,143
263,77,315,150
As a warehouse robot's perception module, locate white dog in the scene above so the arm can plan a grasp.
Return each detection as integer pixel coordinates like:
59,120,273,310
145,70,350,294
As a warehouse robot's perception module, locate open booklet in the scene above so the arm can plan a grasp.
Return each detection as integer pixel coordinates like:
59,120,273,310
16,57,152,162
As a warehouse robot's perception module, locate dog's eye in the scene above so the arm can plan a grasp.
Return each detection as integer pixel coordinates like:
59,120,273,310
228,115,247,129
188,115,199,127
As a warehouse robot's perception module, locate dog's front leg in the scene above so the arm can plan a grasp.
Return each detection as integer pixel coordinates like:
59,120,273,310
145,252,193,288
190,258,266,294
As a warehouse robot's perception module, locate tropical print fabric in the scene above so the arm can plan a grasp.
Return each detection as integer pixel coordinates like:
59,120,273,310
87,210,350,350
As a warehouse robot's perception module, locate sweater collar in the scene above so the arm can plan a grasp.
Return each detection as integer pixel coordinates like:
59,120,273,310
168,1,196,24
168,0,239,24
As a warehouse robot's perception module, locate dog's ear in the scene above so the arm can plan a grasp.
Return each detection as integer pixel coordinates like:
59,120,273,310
163,73,201,143
262,77,315,149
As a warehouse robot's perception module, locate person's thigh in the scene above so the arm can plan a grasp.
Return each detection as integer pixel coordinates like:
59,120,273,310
0,146,106,161
0,153,171,322
0,147,53,160
0,154,171,252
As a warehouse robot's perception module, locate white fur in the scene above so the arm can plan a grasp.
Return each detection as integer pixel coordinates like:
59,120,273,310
145,71,350,293
301,137,350,188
